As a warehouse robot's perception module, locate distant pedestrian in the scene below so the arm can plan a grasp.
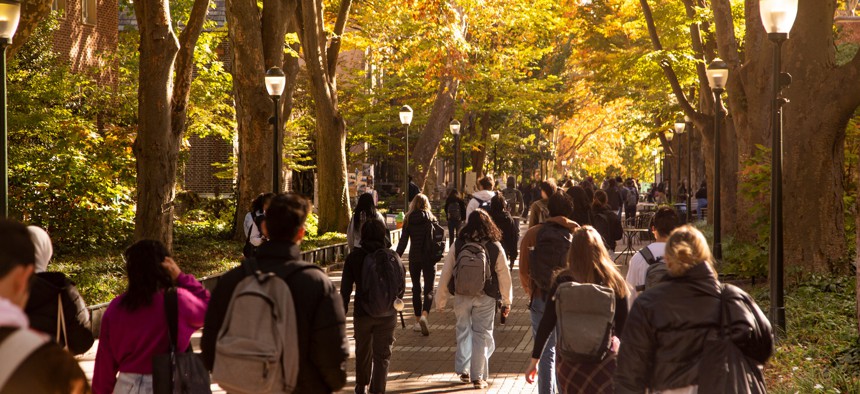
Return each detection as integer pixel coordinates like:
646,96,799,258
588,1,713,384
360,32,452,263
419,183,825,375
615,225,773,394
590,190,623,254
567,186,592,227
625,207,679,301
408,176,421,204
502,176,526,224
243,192,274,257
341,219,406,394
526,226,629,393
93,240,210,394
445,189,467,247
466,176,496,220
396,194,440,336
605,178,623,213
489,193,520,270
347,193,387,253
527,180,557,228
623,179,639,226
436,210,513,390
695,181,708,220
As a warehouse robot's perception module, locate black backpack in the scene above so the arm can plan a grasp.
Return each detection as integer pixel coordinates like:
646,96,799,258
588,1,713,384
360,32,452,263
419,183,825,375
427,220,446,261
474,197,491,211
529,222,574,294
447,201,462,222
590,211,613,250
360,249,406,317
636,246,668,292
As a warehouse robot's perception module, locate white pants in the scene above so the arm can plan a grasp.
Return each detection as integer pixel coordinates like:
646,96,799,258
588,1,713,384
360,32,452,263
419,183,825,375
113,372,153,394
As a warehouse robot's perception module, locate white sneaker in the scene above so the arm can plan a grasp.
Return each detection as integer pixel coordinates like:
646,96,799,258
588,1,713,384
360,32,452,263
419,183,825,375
412,323,422,332
419,315,430,336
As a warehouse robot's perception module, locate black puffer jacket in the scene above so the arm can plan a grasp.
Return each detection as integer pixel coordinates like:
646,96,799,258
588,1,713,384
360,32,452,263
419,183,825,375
24,272,94,355
491,211,519,261
396,211,435,261
615,263,721,393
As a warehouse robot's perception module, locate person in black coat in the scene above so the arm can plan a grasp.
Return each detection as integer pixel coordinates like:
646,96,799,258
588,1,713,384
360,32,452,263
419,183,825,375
489,193,519,271
444,190,467,247
566,185,591,227
24,226,94,355
590,190,623,252
341,219,405,394
396,194,440,335
614,225,773,394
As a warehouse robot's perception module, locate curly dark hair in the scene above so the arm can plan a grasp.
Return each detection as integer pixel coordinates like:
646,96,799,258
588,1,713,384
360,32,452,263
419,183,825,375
458,210,502,243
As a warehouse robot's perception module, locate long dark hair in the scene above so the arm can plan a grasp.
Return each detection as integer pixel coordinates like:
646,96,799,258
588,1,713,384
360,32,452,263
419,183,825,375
567,186,591,215
360,218,391,252
489,192,509,218
592,189,609,210
352,193,378,232
120,240,173,311
251,192,275,213
458,210,502,244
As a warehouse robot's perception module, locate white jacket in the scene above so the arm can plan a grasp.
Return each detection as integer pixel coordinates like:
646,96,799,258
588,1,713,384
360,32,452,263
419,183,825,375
436,240,513,310
465,190,497,222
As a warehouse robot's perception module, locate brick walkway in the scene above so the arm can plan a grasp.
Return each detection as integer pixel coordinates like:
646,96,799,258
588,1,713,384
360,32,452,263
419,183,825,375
79,223,646,393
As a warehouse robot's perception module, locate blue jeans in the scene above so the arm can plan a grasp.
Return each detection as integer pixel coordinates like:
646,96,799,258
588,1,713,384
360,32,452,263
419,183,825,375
453,294,497,381
530,296,556,394
697,198,708,220
114,372,153,394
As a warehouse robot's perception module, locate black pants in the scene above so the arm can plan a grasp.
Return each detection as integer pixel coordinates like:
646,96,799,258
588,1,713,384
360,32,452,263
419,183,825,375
448,220,461,247
354,315,397,393
409,259,436,317
624,206,637,226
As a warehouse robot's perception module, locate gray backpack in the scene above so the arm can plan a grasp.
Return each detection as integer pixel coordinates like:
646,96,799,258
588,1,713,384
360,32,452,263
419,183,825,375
213,259,314,394
638,246,668,292
449,242,491,296
554,281,616,363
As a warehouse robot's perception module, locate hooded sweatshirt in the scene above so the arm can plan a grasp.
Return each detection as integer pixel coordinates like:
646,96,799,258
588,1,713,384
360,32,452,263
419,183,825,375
465,190,497,221
395,211,435,260
28,226,52,274
517,216,580,299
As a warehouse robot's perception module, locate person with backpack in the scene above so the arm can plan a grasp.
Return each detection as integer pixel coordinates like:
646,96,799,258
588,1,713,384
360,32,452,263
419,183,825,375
24,226,94,356
567,185,592,227
626,206,680,300
518,191,579,394
590,190,623,254
623,179,639,226
0,219,90,394
525,226,630,393
408,176,421,204
489,193,519,270
695,181,708,220
396,194,444,336
436,210,513,390
445,189,467,247
615,225,773,394
465,176,497,221
341,219,406,394
348,193,388,253
93,240,210,394
202,193,349,393
244,192,275,258
527,179,557,228
605,178,624,214
502,176,525,224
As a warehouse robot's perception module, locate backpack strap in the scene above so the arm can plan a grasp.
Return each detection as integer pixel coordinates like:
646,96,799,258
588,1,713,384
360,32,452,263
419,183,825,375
639,246,657,266
0,329,49,390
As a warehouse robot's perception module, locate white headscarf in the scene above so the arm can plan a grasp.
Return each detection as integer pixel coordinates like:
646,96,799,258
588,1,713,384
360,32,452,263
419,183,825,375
27,226,53,274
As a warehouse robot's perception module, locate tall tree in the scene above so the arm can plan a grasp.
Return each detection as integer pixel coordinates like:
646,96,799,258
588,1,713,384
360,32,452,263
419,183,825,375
132,0,209,248
8,0,53,57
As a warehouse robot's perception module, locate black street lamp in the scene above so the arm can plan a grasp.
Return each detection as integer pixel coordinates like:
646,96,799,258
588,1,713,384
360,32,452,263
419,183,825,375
761,0,797,336
665,132,673,202
450,119,461,192
265,67,286,193
707,58,729,260
399,105,413,212
491,133,500,175
0,0,20,218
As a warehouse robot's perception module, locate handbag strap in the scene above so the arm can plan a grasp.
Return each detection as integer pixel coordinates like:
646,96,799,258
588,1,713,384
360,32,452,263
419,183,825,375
163,287,179,353
56,293,69,350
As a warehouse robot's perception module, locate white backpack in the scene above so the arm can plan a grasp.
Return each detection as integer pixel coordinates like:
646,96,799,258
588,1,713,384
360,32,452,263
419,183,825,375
212,259,314,393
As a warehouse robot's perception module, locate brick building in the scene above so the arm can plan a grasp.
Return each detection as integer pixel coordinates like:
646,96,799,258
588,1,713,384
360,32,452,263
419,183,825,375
51,0,118,85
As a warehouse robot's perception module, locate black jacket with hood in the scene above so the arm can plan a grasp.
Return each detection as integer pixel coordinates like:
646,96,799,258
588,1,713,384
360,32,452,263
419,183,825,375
396,211,436,261
24,272,94,355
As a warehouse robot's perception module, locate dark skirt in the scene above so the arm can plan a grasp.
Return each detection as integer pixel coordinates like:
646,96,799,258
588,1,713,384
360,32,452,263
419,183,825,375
556,348,618,394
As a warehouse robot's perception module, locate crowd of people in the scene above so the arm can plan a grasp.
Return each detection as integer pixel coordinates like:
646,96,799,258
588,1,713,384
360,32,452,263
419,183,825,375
0,171,764,394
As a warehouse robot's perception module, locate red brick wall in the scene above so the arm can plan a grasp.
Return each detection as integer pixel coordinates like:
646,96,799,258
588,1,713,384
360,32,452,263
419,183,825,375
52,0,118,85
185,134,235,196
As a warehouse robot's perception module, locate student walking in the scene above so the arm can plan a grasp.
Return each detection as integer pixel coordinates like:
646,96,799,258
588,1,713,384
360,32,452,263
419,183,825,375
695,181,708,220
567,186,591,227
347,193,387,253
466,177,497,220
525,226,629,393
342,219,406,394
436,210,513,389
243,192,274,257
396,194,441,336
590,190,623,254
615,225,773,393
501,176,526,225
202,193,349,393
527,180,558,228
93,240,210,394
444,189,467,247
518,191,579,394
0,219,90,394
623,179,639,226
489,193,520,270
625,207,679,300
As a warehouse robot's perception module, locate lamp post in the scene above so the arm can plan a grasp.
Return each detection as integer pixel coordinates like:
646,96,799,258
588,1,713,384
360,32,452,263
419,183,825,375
450,119,461,192
761,0,796,336
491,133,500,174
707,58,729,261
0,0,19,218
265,67,286,193
665,132,673,202
676,119,692,223
400,105,413,212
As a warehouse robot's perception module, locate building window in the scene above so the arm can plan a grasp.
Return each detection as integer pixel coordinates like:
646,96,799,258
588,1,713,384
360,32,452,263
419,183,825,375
52,0,66,18
82,0,96,25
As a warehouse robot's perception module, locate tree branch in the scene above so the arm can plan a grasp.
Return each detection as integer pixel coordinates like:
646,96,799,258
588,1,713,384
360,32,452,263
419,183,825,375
8,0,53,58
326,0,354,79
171,0,210,136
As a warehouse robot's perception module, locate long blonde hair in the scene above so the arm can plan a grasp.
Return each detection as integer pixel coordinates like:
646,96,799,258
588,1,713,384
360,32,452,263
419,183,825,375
558,226,630,298
664,224,714,277
403,193,436,227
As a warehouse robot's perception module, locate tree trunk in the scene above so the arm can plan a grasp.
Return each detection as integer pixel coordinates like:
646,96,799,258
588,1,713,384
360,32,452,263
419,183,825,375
132,0,180,247
229,0,292,238
294,0,353,233
412,76,459,189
